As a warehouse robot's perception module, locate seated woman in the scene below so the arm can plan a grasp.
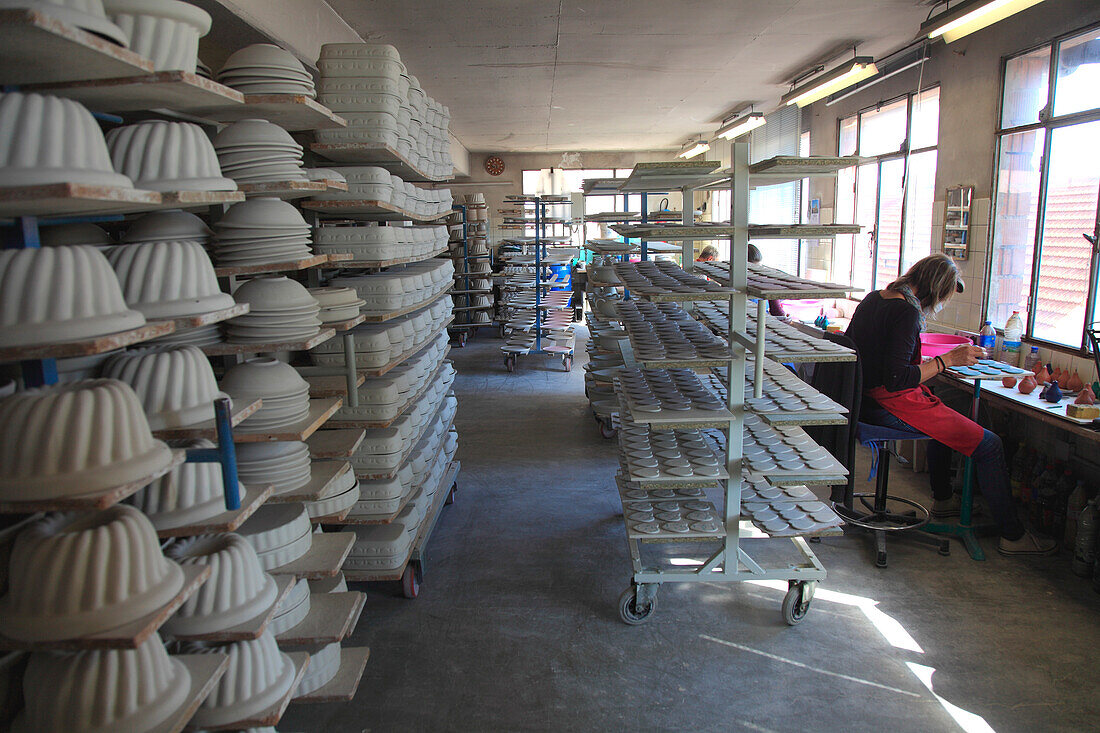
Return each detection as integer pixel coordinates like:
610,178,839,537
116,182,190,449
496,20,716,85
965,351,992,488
845,253,1055,556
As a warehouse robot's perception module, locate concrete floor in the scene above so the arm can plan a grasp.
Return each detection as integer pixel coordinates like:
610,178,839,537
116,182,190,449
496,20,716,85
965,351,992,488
283,327,1100,733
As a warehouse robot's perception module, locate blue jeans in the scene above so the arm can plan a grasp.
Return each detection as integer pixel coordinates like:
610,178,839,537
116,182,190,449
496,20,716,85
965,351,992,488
862,407,1025,540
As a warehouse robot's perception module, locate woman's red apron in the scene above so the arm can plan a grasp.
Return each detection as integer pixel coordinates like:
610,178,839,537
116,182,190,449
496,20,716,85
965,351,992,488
867,351,984,457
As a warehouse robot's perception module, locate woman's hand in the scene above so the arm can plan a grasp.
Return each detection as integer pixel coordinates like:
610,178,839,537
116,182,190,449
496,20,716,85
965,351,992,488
944,343,985,367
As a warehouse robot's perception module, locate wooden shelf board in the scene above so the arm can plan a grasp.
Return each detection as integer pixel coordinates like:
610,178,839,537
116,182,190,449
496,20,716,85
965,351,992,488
26,70,242,113
155,483,275,538
160,190,245,209
290,646,370,704
0,564,210,651
306,373,365,398
0,449,185,515
200,328,336,356
152,398,261,440
237,180,328,200
312,504,354,525
269,460,351,503
0,182,163,219
274,591,365,646
748,224,861,239
270,531,354,579
359,285,452,323
340,487,411,524
165,574,296,643
153,653,229,733
302,198,448,222
0,319,174,363
209,95,347,131
214,253,333,277
150,303,249,330
190,651,309,730
307,428,365,459
309,141,449,182
0,9,154,85
232,396,343,443
327,312,367,332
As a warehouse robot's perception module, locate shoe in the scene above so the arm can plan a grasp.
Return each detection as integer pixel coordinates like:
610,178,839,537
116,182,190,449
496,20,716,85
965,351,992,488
998,531,1058,556
931,496,961,518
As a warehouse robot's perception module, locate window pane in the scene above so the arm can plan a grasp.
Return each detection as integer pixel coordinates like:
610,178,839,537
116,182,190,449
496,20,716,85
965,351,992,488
1002,46,1050,129
875,158,906,288
1054,29,1100,118
832,166,857,285
901,150,938,272
989,130,1044,329
853,163,879,293
910,87,940,150
1032,121,1100,347
859,97,907,157
839,115,858,156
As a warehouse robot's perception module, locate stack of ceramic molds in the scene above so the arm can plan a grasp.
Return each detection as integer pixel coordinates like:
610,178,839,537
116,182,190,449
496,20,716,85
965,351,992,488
315,44,453,179
314,223,448,264
583,261,627,437
309,297,452,372
449,194,494,327
310,166,453,219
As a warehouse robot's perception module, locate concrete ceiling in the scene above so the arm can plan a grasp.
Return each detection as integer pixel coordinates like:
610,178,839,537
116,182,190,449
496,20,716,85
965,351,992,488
327,0,934,153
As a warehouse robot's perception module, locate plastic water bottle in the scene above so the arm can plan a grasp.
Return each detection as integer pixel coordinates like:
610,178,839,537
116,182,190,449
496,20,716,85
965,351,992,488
1023,346,1041,373
978,320,996,350
1073,499,1097,577
1001,311,1024,366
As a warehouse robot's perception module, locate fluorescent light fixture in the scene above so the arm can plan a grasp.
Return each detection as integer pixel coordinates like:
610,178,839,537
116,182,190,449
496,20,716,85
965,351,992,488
782,57,878,107
716,112,766,140
677,140,711,159
922,0,1045,43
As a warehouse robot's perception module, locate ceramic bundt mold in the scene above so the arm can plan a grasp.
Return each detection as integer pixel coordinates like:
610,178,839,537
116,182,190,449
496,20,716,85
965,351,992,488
127,438,248,531
267,574,310,636
13,632,190,733
105,241,235,319
183,632,296,728
0,379,173,500
163,533,278,636
0,505,185,641
293,641,341,698
106,120,235,191
0,245,145,348
101,345,225,429
102,0,211,72
0,92,133,188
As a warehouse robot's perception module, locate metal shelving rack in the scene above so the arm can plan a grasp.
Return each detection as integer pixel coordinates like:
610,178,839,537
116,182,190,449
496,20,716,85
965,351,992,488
447,202,493,345
499,195,576,372
610,147,861,625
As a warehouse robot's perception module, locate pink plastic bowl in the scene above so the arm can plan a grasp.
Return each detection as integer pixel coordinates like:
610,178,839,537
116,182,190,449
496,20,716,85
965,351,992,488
920,333,971,357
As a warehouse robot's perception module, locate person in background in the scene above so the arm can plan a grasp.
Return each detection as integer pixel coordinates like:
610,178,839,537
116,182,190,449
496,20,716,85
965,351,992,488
845,253,1055,555
697,245,718,261
747,243,786,318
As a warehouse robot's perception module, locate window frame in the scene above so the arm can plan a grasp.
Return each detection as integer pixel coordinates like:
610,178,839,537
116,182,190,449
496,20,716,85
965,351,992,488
834,85,941,294
986,22,1100,354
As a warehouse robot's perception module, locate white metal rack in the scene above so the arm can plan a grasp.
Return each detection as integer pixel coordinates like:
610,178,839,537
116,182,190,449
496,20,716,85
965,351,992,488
610,147,860,625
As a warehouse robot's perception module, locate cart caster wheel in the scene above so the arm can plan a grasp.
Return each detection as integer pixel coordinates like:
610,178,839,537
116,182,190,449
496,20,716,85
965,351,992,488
401,563,421,599
618,586,657,625
938,540,951,556
445,484,456,505
876,551,888,568
599,420,617,440
504,355,516,372
782,581,814,626
563,355,573,372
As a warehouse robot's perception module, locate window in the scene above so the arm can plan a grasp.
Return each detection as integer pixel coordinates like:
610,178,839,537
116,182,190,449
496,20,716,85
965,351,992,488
987,25,1100,350
521,168,646,251
833,87,941,293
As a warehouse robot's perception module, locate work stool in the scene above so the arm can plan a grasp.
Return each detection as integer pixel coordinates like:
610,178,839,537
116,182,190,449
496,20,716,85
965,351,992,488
833,423,951,568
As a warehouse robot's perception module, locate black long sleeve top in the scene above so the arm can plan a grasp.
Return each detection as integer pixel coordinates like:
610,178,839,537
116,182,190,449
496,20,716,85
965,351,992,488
845,290,922,393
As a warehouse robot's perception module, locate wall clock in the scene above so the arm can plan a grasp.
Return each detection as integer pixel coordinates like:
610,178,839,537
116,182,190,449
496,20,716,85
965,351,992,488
484,155,505,176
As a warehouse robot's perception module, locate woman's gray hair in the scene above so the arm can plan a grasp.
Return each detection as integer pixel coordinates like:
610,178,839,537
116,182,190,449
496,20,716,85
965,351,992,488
887,253,964,310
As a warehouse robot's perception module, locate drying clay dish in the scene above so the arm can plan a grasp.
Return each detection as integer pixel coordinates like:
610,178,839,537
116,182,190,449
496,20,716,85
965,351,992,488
103,0,211,72
105,241,234,319
128,439,248,531
0,379,173,500
293,641,341,698
13,632,190,733
267,575,310,636
182,632,296,728
106,120,235,191
102,345,225,429
0,245,145,347
163,533,278,635
0,505,184,641
237,502,312,570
